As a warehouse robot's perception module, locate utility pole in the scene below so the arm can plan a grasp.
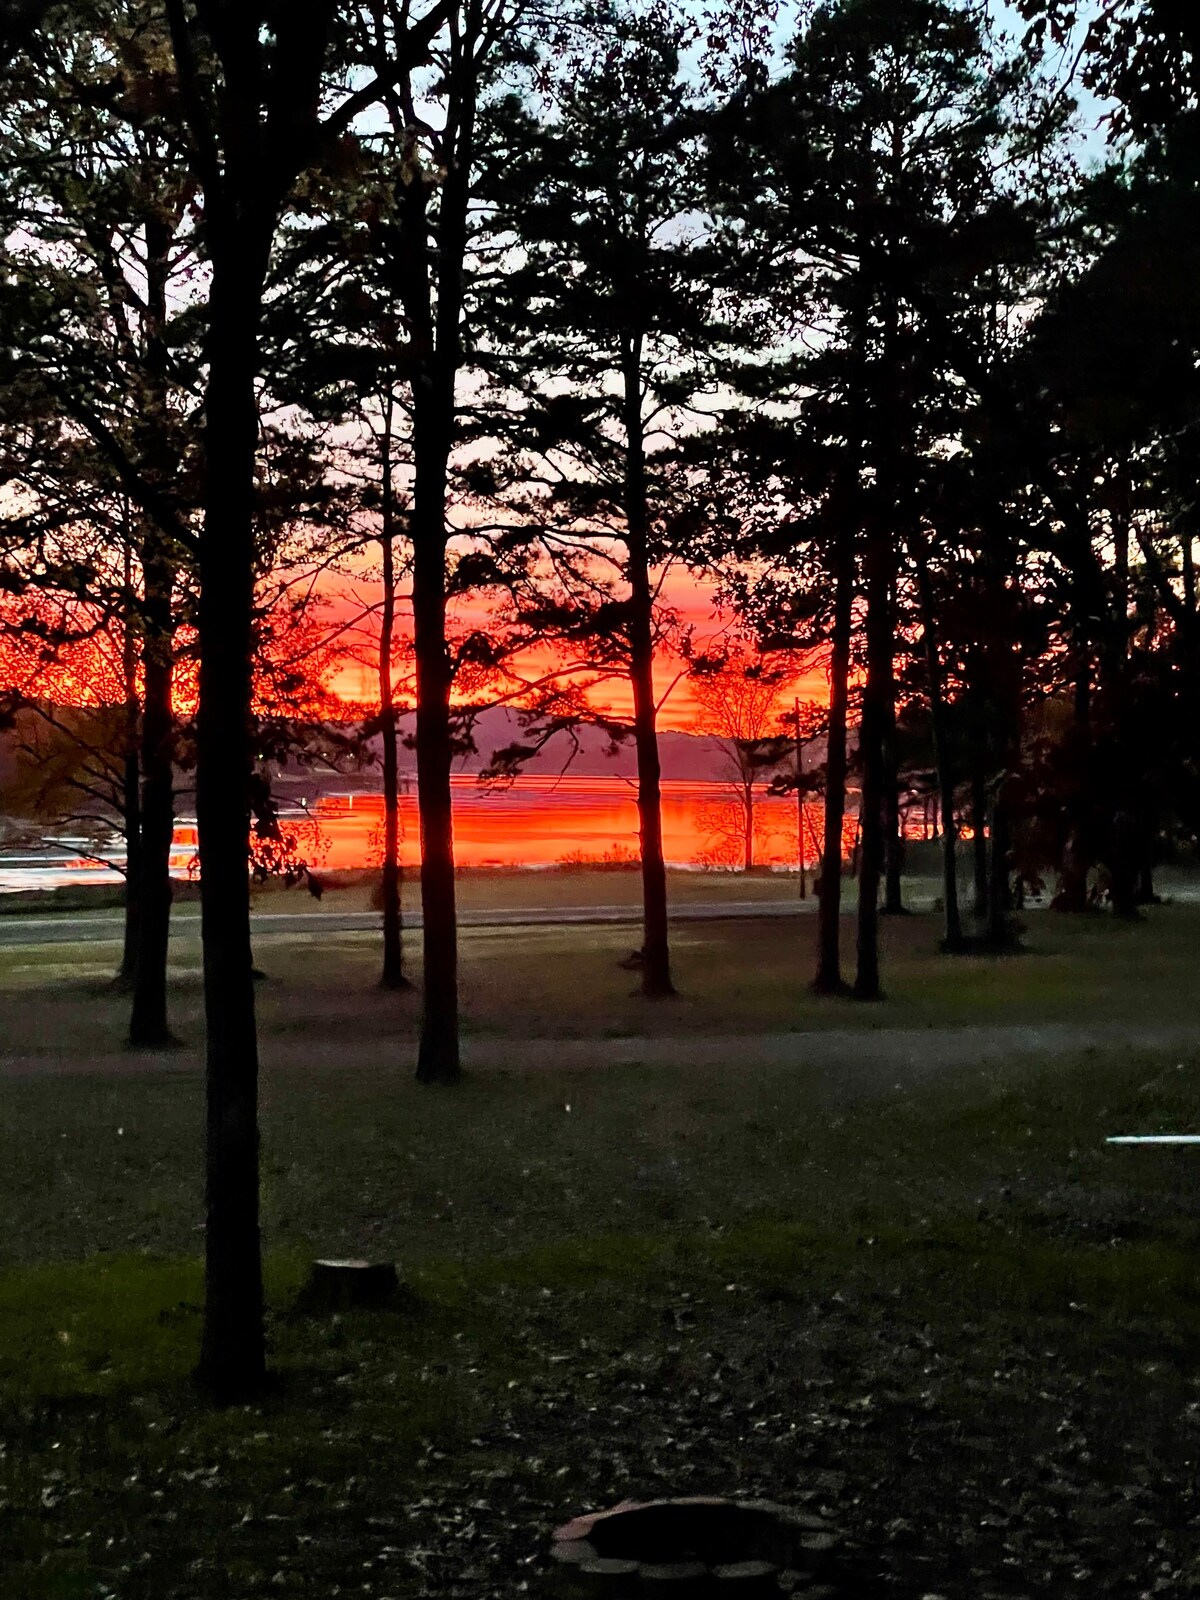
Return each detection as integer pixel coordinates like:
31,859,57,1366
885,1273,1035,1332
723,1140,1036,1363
794,698,806,900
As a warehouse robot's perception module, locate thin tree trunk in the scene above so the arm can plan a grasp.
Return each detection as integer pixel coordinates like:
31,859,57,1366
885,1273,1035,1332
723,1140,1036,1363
968,677,989,922
881,639,906,913
853,535,889,1001
627,532,674,997
911,534,962,950
1066,487,1093,912
129,544,175,1047
412,515,460,1081
129,215,178,1047
1048,474,1106,913
1109,831,1139,918
195,249,267,1402
794,700,806,899
623,337,673,998
1074,591,1091,729
743,781,754,872
986,786,1012,947
882,755,904,910
378,397,408,991
930,710,962,948
118,540,142,990
399,39,477,1081
400,141,463,1078
814,514,853,996
871,115,904,941
971,795,989,917
1107,461,1139,922
119,750,142,986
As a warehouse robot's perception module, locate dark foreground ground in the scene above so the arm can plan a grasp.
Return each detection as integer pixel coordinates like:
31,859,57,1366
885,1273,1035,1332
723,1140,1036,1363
1,902,1198,1599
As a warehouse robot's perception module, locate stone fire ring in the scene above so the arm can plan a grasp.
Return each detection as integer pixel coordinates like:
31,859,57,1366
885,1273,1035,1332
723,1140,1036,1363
549,1496,845,1595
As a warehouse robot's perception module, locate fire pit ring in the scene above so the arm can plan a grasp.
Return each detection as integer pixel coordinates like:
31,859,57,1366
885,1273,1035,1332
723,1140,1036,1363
548,1496,848,1596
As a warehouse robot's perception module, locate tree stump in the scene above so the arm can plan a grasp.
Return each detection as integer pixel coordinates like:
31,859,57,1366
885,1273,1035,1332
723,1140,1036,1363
294,1259,402,1315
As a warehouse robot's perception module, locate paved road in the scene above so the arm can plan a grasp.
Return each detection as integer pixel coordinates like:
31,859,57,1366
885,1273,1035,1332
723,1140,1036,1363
0,898,818,948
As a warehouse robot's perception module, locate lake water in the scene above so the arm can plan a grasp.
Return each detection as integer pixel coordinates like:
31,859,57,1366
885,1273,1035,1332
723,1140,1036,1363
307,776,833,872
0,775,850,890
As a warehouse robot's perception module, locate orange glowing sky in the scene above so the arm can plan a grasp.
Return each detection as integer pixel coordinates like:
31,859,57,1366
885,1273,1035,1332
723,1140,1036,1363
324,567,829,729
0,567,829,731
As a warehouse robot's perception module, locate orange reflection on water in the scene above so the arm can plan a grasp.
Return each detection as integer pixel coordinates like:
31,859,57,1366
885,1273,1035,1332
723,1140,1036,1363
305,777,850,871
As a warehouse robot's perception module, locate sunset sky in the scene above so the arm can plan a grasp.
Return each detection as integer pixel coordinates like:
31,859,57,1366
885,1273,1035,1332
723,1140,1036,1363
322,565,830,732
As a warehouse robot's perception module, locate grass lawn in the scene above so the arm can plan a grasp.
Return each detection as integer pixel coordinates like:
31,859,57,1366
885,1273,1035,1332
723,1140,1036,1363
2,905,1199,1598
3,898,1200,1056
7,902,1200,1062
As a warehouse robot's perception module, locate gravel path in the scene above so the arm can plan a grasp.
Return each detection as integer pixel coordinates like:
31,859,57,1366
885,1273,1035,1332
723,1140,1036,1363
0,899,814,947
4,1020,1197,1103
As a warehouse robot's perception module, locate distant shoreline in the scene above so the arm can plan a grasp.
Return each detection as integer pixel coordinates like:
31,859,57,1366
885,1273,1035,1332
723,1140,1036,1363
0,860,815,915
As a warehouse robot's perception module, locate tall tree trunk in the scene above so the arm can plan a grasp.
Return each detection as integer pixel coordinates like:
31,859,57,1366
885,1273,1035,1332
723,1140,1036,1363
129,215,177,1047
1062,481,1093,912
119,748,142,987
402,163,463,1076
626,532,674,997
853,534,890,1001
986,785,1012,948
1073,572,1091,729
412,510,460,1081
854,253,899,997
881,626,905,913
118,545,142,989
398,37,477,1081
882,730,905,912
195,249,267,1402
873,120,905,934
743,780,754,872
1106,460,1139,922
129,545,175,1047
378,400,408,991
623,338,673,998
794,700,806,899
930,692,962,951
814,518,853,995
967,656,990,922
971,781,989,918
1109,809,1139,920
911,533,962,950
